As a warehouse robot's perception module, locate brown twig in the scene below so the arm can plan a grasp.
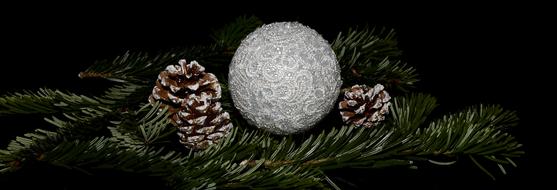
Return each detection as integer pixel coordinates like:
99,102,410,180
239,158,334,169
78,71,112,79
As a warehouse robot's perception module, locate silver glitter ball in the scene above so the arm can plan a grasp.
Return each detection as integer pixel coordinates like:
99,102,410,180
229,22,342,135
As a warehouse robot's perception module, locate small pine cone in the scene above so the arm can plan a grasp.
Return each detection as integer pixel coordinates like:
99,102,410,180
338,84,391,128
149,59,221,117
175,94,233,149
149,59,232,149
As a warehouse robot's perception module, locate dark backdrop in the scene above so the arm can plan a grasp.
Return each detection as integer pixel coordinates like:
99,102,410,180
0,4,548,189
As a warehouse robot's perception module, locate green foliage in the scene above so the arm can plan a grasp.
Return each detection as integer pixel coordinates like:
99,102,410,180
212,16,263,50
414,104,522,179
0,128,64,173
38,137,178,176
0,88,99,115
391,93,438,132
0,83,146,116
332,27,418,91
0,93,523,189
44,106,115,137
109,103,175,149
0,16,523,189
78,48,213,83
79,16,264,85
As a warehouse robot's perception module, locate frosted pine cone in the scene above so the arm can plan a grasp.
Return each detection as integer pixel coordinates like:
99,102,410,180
175,94,233,149
149,59,232,149
338,84,391,128
149,59,221,116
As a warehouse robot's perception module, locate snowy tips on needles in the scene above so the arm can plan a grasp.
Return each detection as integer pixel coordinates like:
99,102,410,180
229,22,342,135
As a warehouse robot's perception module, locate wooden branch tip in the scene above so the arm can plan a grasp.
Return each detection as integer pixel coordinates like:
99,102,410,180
78,71,112,79
239,158,333,168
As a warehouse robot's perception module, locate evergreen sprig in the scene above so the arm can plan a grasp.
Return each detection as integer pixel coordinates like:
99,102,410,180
78,16,263,85
212,16,264,50
78,46,223,84
0,83,146,116
0,94,523,189
0,16,523,189
332,27,418,91
109,102,175,149
0,94,522,188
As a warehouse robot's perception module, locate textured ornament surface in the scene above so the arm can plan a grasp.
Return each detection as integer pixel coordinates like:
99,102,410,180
229,22,342,135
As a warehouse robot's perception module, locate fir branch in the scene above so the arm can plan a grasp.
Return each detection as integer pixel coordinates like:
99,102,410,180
188,127,272,168
211,15,263,51
78,15,264,85
218,164,324,189
390,93,438,133
0,89,98,115
79,45,231,84
150,126,324,189
98,83,151,106
414,118,522,157
44,106,117,137
1,128,191,188
1,90,147,173
0,93,524,188
0,106,125,173
109,103,175,149
0,83,146,116
409,104,522,178
0,126,325,189
332,27,401,66
0,16,525,188
167,127,324,189
460,104,519,130
331,27,418,91
0,129,64,173
171,158,325,189
226,94,522,180
232,126,408,171
41,137,183,177
78,50,178,83
0,84,146,145
365,59,419,91
80,16,261,85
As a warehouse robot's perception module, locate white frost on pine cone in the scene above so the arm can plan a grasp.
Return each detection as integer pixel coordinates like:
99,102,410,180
229,22,342,135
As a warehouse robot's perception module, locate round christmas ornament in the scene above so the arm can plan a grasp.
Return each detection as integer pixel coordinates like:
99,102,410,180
229,22,342,135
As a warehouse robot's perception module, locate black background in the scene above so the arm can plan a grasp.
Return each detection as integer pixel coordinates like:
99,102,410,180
0,3,550,189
